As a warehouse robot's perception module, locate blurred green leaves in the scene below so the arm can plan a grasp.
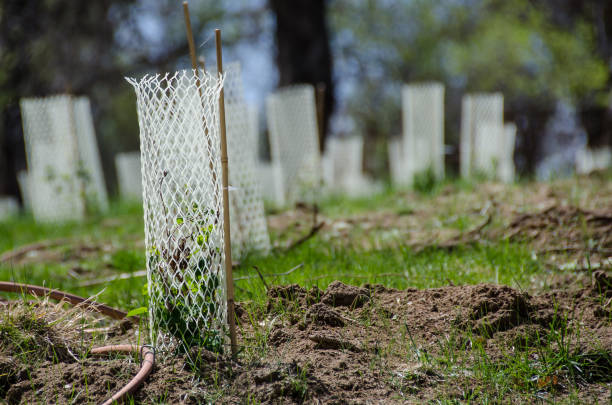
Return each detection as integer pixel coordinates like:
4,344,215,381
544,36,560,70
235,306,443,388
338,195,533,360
330,0,610,140
445,0,608,101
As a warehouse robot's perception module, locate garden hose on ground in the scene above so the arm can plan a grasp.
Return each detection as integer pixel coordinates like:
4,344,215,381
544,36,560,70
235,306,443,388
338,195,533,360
91,345,155,405
0,281,154,404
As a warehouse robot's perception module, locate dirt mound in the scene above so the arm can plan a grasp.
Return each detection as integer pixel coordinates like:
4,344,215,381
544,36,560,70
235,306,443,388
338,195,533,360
4,280,612,404
229,281,612,403
500,205,612,259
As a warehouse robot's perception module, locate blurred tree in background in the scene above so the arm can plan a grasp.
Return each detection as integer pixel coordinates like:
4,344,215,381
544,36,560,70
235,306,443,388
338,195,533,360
0,0,257,197
1,0,611,198
329,0,610,176
270,0,334,152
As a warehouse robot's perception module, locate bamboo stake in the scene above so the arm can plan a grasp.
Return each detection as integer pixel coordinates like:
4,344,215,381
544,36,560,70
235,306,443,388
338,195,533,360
182,2,232,355
315,83,326,152
215,28,238,358
183,2,198,71
182,1,218,188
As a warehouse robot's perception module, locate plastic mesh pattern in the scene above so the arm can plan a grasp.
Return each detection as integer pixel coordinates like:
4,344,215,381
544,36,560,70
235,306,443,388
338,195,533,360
499,123,516,183
20,95,86,222
222,63,270,257
115,151,143,201
401,82,445,183
576,146,612,174
460,93,504,178
20,95,108,221
266,84,321,205
17,171,31,211
323,136,375,196
73,97,109,211
127,70,227,354
388,137,407,186
257,162,285,206
0,197,18,221
474,123,504,176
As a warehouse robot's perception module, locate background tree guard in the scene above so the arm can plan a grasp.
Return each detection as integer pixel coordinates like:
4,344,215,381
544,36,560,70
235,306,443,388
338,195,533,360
20,95,108,222
266,84,321,206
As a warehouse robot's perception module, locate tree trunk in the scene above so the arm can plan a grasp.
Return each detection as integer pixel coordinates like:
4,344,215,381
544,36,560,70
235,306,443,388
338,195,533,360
269,0,334,152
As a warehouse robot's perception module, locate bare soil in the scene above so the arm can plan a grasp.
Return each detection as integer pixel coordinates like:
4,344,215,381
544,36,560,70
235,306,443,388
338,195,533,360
3,274,612,404
2,176,611,403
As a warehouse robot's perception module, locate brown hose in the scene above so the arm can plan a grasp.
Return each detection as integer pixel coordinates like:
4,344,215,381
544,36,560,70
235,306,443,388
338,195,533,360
0,281,136,322
91,345,155,405
0,281,152,404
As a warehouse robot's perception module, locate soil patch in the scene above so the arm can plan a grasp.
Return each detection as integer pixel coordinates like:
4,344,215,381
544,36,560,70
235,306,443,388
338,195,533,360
498,205,612,266
3,279,612,403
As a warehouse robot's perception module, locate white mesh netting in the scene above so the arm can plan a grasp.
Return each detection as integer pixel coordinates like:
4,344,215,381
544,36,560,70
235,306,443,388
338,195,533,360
115,151,143,201
20,95,109,222
460,93,504,178
388,137,407,186
21,95,86,222
221,63,270,257
0,197,18,221
73,97,109,211
17,171,31,211
575,146,612,174
401,82,445,183
127,70,227,354
499,123,517,183
473,123,503,176
323,136,377,197
257,162,285,207
266,84,321,205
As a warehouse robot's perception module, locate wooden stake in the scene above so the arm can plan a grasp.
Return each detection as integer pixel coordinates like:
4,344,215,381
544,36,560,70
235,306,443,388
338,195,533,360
315,83,326,152
215,28,238,358
183,1,219,190
183,1,198,70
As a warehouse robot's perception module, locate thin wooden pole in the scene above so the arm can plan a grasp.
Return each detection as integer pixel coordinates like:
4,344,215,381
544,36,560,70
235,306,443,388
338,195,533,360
183,1,219,188
183,1,198,70
315,83,326,153
215,28,238,358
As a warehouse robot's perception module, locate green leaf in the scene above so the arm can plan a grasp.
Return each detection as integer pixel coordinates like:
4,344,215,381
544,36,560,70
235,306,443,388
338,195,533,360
126,307,148,317
176,217,184,225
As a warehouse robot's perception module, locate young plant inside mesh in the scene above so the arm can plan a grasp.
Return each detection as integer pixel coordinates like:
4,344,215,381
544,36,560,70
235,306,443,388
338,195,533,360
147,170,226,354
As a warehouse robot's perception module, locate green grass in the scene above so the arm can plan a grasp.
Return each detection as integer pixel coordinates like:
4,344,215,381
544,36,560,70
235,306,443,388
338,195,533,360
0,200,144,252
0,179,610,403
0,191,540,310
235,240,542,303
0,200,146,310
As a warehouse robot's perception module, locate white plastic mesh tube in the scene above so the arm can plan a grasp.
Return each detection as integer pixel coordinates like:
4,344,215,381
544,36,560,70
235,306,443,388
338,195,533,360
499,123,517,183
0,197,18,221
266,84,321,205
257,162,285,207
388,137,406,187
73,97,109,211
20,95,86,222
401,82,445,183
575,146,612,174
20,95,108,221
474,123,504,175
127,70,227,354
222,63,270,257
323,135,375,196
460,93,504,178
115,151,143,201
17,171,31,211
